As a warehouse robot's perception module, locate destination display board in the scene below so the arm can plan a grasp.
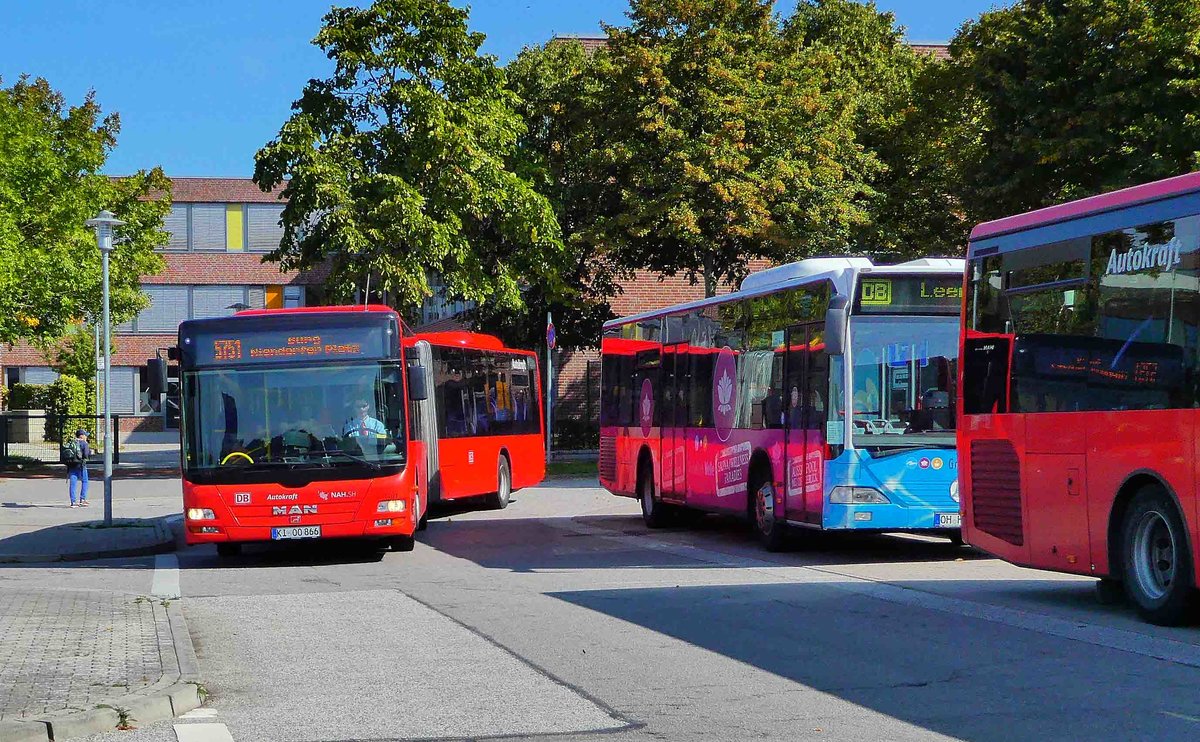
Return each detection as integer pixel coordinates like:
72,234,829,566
182,319,396,367
854,275,964,315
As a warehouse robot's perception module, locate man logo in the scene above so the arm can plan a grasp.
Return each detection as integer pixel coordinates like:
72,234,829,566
272,505,317,516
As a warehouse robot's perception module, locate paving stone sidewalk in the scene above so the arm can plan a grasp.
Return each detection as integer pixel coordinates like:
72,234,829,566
0,589,171,721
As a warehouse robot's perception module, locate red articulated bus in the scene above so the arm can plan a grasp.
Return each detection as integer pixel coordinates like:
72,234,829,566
175,306,544,556
960,171,1200,624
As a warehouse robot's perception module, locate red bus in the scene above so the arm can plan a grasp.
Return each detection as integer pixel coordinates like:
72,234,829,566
960,171,1200,624
174,306,544,556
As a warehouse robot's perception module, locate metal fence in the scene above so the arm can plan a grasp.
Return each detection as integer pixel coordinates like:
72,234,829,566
552,359,600,451
0,413,122,467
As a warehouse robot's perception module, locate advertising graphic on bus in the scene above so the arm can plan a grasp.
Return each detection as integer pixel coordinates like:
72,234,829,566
960,171,1200,625
175,306,543,556
599,257,964,551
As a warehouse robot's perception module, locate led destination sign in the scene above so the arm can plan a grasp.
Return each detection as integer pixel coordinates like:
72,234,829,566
187,325,393,367
854,275,963,315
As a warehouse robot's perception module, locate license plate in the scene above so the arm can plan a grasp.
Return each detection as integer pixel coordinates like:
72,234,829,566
271,526,321,540
936,513,962,528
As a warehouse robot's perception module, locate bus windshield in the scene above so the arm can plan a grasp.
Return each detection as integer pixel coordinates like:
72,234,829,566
848,316,958,449
183,361,407,473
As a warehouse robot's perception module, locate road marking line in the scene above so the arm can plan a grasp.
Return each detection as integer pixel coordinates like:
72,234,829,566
152,553,181,599
1161,711,1200,724
174,722,235,741
550,518,1200,669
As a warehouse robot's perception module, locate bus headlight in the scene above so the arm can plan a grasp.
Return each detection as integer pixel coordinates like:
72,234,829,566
950,480,960,503
377,500,407,513
829,487,890,504
187,508,216,521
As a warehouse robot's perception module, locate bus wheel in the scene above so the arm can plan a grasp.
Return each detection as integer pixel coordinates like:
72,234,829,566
216,542,242,558
1095,578,1125,606
751,473,787,552
1121,486,1198,626
488,456,512,510
639,460,672,529
390,535,416,552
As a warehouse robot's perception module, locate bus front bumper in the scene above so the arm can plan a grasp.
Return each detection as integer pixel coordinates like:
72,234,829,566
822,503,961,531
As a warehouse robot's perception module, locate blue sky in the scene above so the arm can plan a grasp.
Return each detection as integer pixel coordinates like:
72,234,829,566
0,0,1007,177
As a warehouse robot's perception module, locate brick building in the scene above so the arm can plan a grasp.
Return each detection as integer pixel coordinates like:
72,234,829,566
0,177,327,435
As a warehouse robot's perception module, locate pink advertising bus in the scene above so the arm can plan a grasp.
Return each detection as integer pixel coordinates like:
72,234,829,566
599,258,965,551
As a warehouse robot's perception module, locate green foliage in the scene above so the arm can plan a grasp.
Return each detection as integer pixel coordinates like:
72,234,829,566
8,377,95,443
44,322,111,381
0,76,169,344
485,39,618,350
47,376,96,444
8,383,50,411
785,0,964,259
585,0,879,295
948,0,1200,223
254,0,565,318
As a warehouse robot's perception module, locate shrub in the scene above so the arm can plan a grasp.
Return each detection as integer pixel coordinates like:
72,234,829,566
9,383,51,411
46,375,97,445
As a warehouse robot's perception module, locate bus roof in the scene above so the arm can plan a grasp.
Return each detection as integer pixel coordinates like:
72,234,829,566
969,171,1200,242
408,330,535,355
603,257,964,330
235,304,397,317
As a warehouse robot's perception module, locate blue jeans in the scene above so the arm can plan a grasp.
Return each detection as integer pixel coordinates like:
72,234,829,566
68,467,89,505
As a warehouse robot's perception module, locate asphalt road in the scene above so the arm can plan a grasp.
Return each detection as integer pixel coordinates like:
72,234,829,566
11,477,1200,742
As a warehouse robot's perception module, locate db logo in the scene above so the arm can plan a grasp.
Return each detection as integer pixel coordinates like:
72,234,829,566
234,493,251,505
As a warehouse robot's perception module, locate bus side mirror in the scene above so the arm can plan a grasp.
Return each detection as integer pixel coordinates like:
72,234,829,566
407,365,429,401
146,357,168,399
823,294,850,356
167,346,179,362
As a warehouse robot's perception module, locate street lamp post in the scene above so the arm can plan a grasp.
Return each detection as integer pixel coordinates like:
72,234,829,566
86,210,124,526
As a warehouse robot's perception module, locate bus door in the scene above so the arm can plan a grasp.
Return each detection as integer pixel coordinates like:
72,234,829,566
660,343,689,504
785,324,826,523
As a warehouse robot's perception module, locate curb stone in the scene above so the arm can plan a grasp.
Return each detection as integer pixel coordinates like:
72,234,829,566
0,516,178,564
0,720,50,742
17,600,205,741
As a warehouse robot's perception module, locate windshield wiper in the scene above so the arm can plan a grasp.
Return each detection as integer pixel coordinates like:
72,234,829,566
300,449,382,470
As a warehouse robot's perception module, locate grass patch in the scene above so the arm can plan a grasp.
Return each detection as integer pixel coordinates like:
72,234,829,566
546,459,598,478
0,455,51,471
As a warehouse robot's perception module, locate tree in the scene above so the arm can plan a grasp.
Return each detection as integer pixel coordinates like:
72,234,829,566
586,0,879,296
487,38,617,351
254,0,565,318
949,0,1200,223
0,76,169,345
785,0,966,259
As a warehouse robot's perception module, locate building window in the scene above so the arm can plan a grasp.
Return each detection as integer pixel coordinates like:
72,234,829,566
283,285,303,308
247,205,285,253
136,286,191,332
191,204,227,251
163,205,189,250
192,286,249,320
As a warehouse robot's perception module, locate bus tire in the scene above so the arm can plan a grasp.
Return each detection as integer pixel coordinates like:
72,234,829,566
1095,578,1125,606
488,455,512,510
750,469,787,552
639,458,673,529
216,542,242,558
390,535,416,552
1120,486,1198,626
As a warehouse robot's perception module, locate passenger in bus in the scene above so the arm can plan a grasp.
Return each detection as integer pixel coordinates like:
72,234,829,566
444,367,467,435
513,387,530,423
342,399,387,438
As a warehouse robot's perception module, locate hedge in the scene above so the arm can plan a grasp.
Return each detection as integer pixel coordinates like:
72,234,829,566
8,377,97,444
